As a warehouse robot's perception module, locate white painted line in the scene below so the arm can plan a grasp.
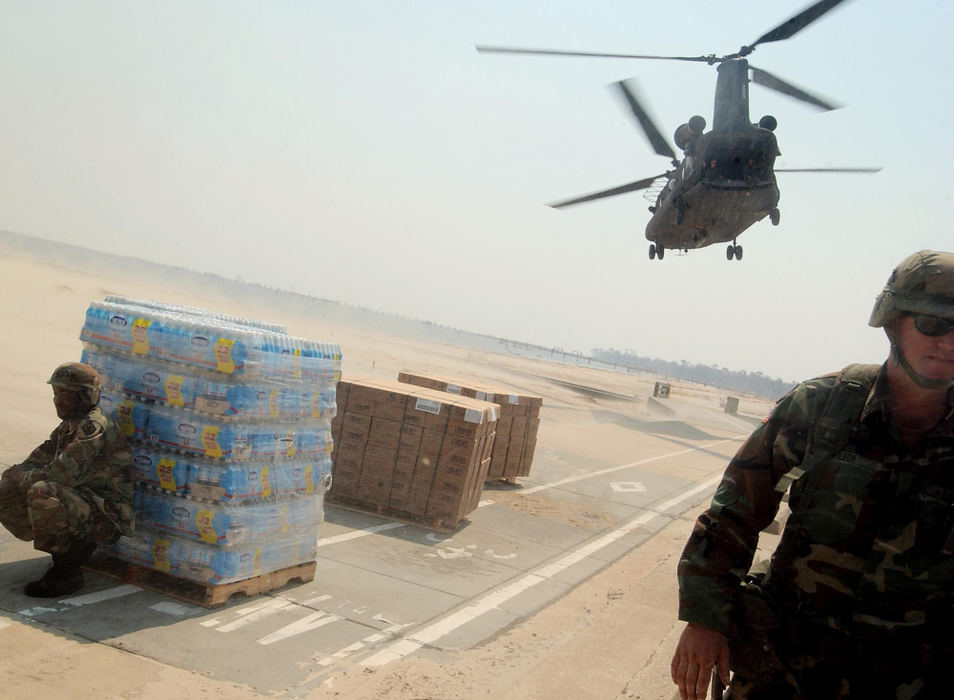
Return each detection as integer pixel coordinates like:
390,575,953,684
317,522,405,547
316,622,413,667
256,611,341,645
362,472,723,667
520,440,735,495
200,618,222,627
61,584,142,606
19,583,142,617
217,598,295,632
150,600,203,617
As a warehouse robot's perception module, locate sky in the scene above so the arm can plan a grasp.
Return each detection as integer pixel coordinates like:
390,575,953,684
0,0,950,383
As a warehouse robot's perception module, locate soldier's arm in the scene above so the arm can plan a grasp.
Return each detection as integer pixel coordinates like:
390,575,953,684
676,384,813,633
14,429,60,485
41,419,106,487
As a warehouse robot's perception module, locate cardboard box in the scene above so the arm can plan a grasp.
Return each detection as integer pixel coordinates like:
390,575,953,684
329,377,498,528
397,371,542,482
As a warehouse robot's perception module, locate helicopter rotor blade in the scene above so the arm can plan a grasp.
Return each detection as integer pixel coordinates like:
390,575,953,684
548,174,665,209
743,0,851,54
750,66,841,110
475,45,716,63
775,167,882,173
614,81,676,161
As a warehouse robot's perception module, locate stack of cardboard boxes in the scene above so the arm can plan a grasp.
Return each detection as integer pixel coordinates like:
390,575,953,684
397,372,542,482
330,377,498,529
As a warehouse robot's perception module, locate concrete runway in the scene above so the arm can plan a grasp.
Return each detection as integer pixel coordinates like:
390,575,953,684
0,395,752,697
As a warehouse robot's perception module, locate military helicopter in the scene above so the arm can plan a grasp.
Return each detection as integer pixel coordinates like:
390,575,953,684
477,0,879,261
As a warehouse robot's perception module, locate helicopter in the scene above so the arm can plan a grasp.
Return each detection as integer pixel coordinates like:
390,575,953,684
477,0,879,261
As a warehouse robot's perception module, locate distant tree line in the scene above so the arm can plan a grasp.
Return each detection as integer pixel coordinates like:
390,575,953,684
591,348,795,400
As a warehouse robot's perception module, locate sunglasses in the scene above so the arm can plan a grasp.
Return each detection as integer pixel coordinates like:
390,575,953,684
912,314,954,337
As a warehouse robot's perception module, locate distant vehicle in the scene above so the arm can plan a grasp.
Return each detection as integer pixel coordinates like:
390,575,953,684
478,0,879,261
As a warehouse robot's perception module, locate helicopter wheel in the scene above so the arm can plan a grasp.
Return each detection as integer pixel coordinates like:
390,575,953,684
726,245,735,261
657,244,665,260
770,208,780,226
649,244,656,260
735,245,743,260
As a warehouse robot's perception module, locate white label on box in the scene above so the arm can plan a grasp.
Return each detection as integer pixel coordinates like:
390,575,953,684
415,398,442,415
464,408,481,424
508,394,519,405
489,406,498,421
475,391,488,401
445,384,462,395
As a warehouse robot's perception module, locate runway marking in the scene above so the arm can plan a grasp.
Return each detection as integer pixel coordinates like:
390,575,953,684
520,440,736,495
151,600,203,616
361,472,724,667
316,621,413,667
214,597,296,632
317,522,405,547
19,583,141,617
611,481,647,493
257,611,342,645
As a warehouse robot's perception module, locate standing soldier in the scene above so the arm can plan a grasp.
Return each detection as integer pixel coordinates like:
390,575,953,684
0,362,134,597
671,250,954,699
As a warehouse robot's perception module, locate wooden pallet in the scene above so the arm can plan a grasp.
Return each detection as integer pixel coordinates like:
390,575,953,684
327,495,463,534
84,554,316,608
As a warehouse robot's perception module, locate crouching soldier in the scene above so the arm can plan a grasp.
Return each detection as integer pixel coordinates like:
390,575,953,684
0,362,134,597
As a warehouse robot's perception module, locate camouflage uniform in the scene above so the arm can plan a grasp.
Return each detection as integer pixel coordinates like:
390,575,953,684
0,404,135,554
677,365,954,698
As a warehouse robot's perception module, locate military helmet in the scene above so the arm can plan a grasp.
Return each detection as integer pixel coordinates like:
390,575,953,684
48,362,101,390
869,250,954,328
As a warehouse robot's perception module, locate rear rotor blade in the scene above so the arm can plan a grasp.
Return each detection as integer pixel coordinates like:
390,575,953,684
549,175,664,209
746,0,850,51
476,45,716,63
750,67,841,110
614,81,676,161
776,167,882,173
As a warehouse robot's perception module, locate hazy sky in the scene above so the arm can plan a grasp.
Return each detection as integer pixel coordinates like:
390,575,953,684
1,1,950,382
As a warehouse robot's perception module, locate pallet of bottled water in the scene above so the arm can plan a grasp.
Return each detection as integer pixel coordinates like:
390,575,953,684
80,297,339,588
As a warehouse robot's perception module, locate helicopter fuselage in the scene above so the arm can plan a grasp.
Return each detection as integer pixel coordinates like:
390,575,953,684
646,114,780,250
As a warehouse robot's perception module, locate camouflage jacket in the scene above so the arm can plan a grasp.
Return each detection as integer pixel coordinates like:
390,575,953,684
18,405,135,536
678,364,954,640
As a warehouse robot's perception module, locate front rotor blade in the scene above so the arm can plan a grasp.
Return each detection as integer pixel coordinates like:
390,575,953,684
748,0,850,49
549,175,664,209
476,45,715,63
750,67,841,110
615,81,676,161
776,167,882,173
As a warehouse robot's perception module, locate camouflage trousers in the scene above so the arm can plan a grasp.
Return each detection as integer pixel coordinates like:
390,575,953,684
0,467,118,555
728,639,940,700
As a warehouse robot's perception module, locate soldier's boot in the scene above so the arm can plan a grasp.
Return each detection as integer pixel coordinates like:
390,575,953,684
24,540,97,598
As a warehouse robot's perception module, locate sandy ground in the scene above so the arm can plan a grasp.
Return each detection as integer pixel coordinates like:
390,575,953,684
0,246,776,698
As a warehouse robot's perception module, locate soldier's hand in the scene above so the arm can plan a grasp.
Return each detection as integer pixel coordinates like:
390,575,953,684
671,622,730,700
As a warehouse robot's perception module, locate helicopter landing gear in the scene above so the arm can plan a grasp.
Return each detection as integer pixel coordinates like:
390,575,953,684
726,242,743,261
770,208,780,226
649,243,665,260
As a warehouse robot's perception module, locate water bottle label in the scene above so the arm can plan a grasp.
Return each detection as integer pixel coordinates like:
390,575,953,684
201,425,223,458
166,375,186,407
152,537,172,573
117,400,137,438
131,318,152,355
158,458,177,491
269,389,280,416
304,464,314,494
214,338,236,374
261,466,272,499
196,509,217,544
